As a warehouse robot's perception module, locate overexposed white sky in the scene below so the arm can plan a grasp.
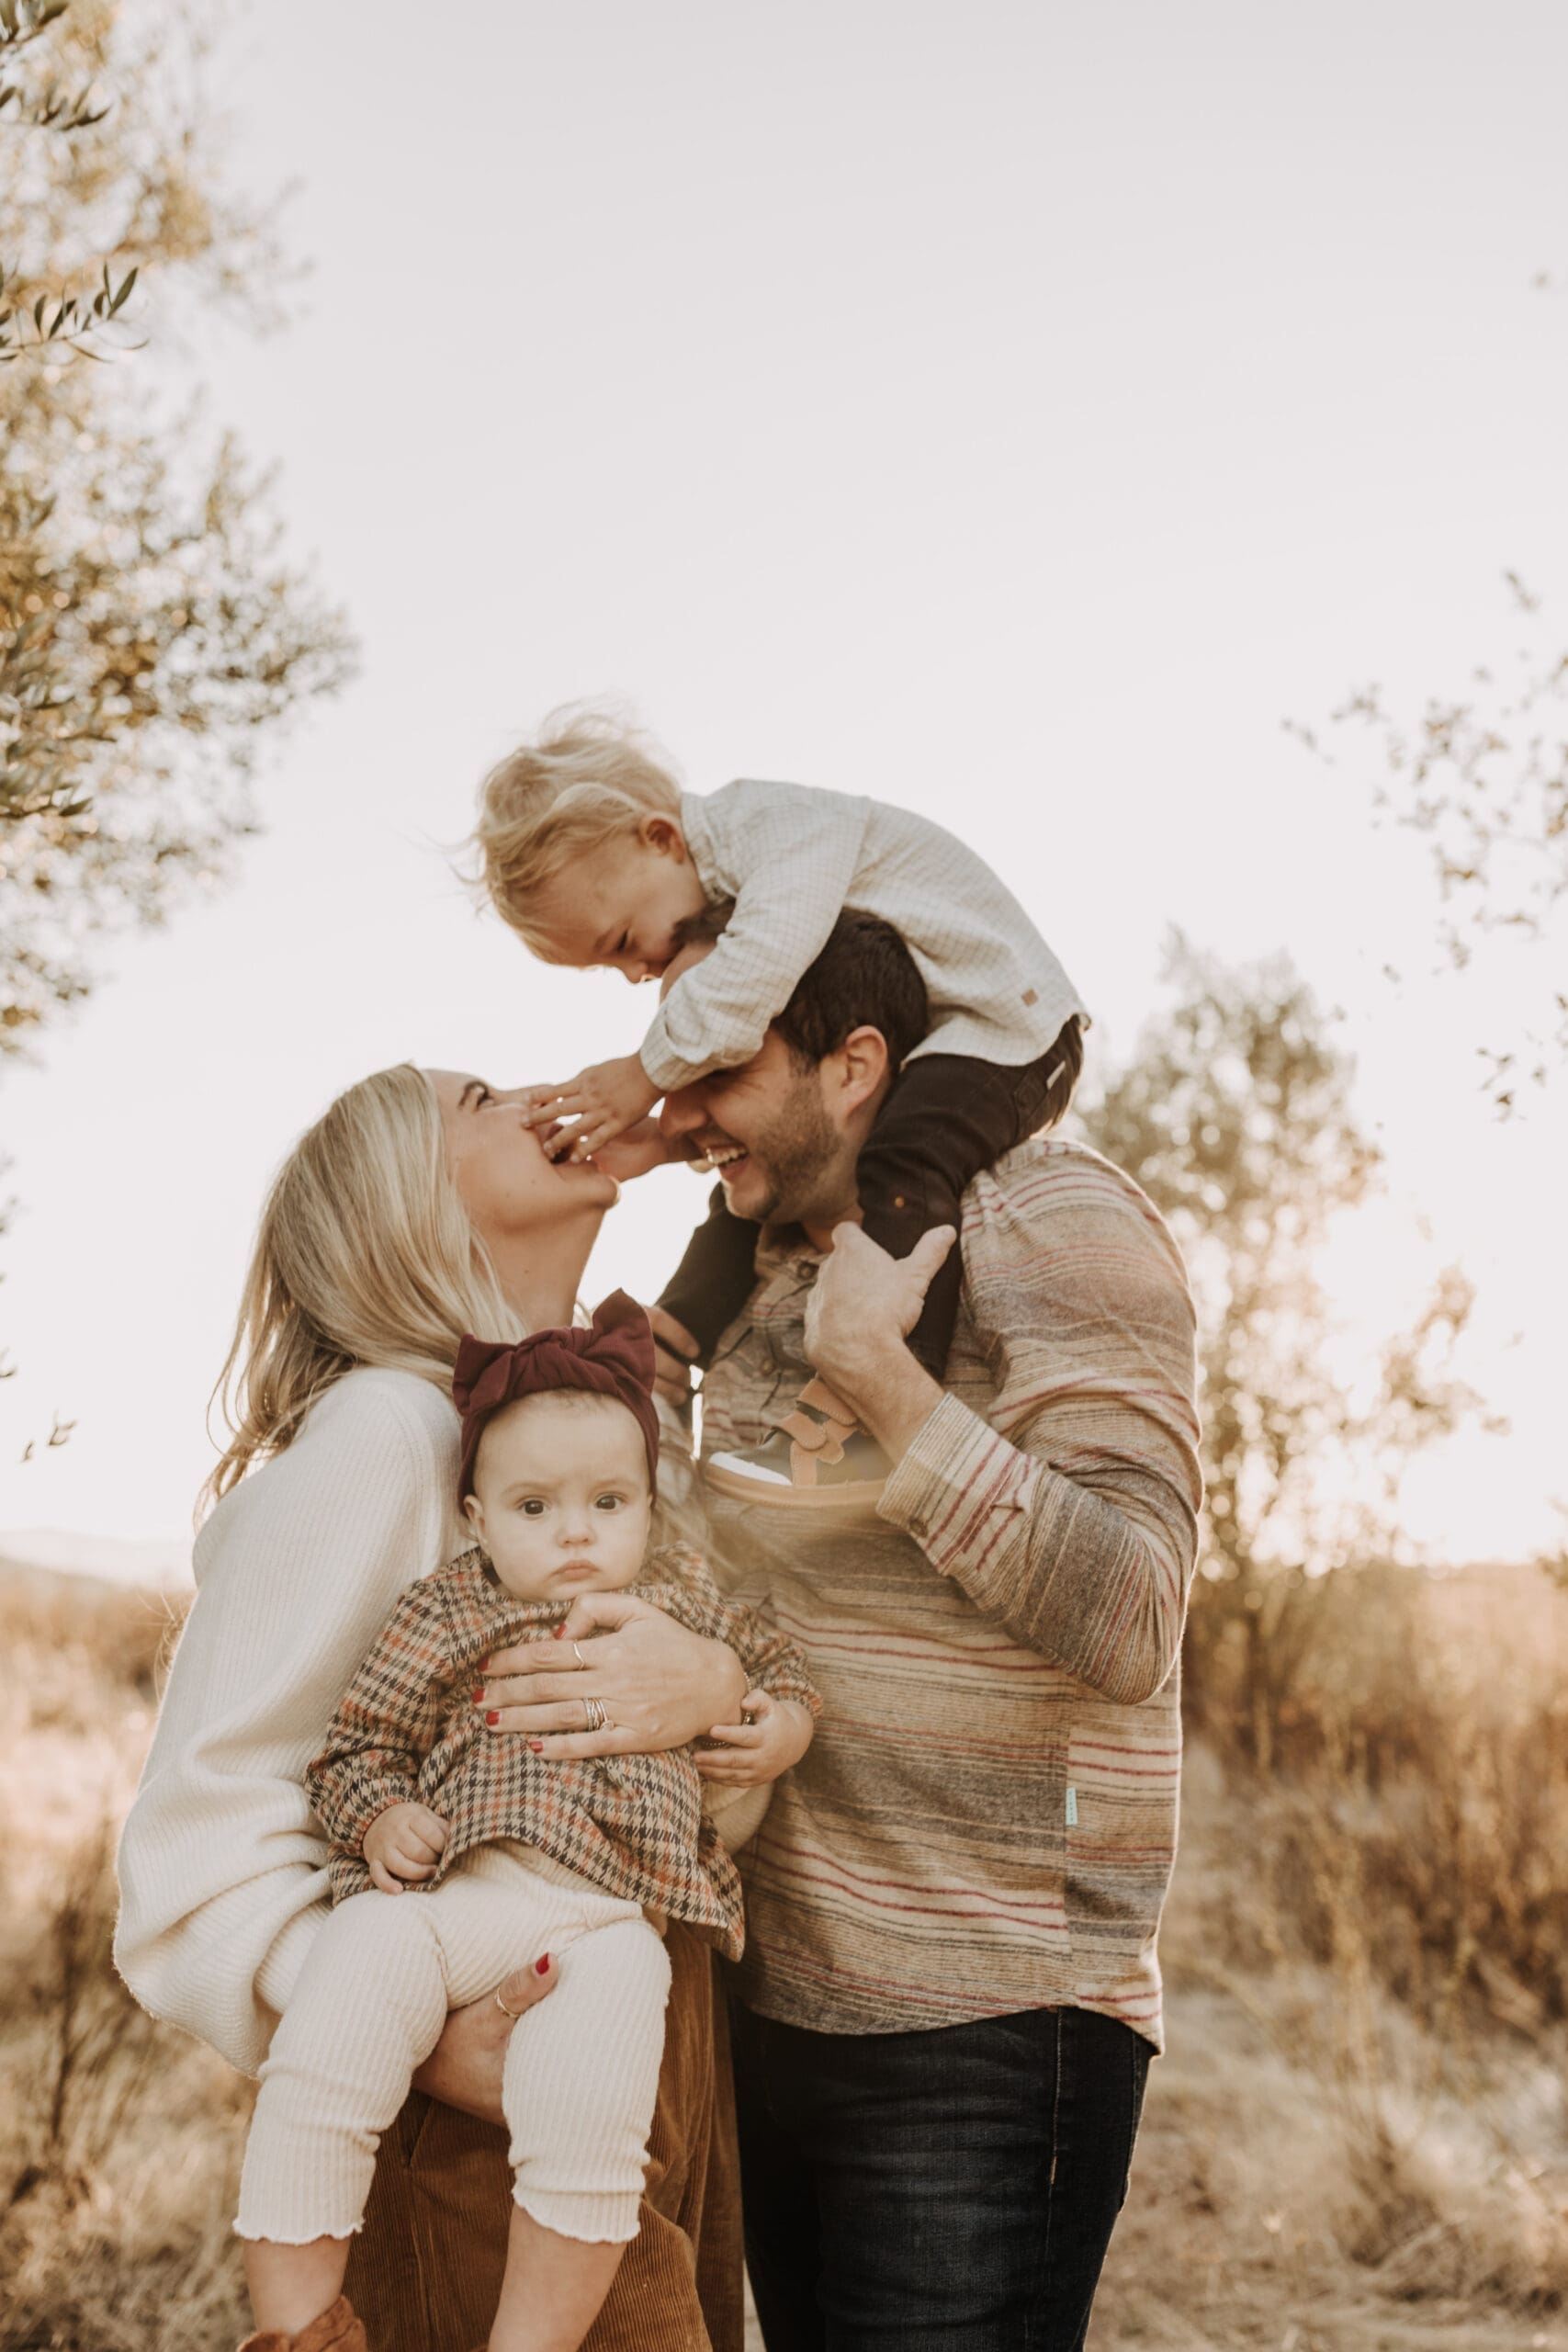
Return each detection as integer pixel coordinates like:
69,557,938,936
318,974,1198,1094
4,0,1566,1572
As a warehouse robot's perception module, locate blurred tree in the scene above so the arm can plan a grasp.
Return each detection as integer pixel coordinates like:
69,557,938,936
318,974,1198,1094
1292,571,1568,1110
0,0,354,1063
1079,937,1485,1765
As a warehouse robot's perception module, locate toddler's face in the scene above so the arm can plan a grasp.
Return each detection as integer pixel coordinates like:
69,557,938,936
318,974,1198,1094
531,821,706,985
464,1392,652,1602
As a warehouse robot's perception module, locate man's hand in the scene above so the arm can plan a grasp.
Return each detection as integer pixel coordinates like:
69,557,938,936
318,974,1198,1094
363,1800,449,1894
802,1222,955,1465
695,1690,815,1787
804,1222,956,1391
525,1055,660,1161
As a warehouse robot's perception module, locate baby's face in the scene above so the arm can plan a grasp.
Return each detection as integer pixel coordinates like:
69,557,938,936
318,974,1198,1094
464,1392,652,1603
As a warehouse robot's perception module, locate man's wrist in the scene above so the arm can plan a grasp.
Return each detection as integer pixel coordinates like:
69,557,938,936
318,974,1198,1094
820,1332,945,1464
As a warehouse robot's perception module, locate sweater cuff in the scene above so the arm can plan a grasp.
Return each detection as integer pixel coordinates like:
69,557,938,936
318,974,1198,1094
876,1390,1032,1574
640,1031,695,1097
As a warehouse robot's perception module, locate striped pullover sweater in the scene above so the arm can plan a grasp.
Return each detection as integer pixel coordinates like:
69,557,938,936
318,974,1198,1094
698,1136,1202,2052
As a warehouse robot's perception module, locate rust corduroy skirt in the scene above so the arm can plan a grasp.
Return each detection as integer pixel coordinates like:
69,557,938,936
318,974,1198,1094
343,1927,742,2352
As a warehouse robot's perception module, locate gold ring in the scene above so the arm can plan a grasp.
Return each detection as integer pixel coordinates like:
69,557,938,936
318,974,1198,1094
494,1986,523,2019
571,1641,587,1668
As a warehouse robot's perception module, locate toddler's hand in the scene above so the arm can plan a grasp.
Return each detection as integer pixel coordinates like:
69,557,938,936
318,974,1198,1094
525,1055,660,1162
695,1690,815,1789
590,1117,672,1185
364,1801,449,1894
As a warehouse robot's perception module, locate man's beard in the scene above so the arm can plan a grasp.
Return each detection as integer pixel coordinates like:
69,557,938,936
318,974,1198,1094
734,1076,846,1228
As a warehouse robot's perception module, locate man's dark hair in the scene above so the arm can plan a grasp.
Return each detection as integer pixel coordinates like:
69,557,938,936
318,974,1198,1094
773,909,930,1071
680,897,1083,1125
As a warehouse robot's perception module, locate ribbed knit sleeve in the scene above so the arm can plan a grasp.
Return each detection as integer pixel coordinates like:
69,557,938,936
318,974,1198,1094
113,1371,463,2077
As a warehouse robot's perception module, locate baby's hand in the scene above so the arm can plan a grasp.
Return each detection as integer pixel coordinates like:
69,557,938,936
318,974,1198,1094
694,1690,816,1789
363,1801,449,1894
525,1055,660,1162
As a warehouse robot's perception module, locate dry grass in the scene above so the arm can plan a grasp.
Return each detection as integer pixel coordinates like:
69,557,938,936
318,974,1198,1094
1,1559,1564,2352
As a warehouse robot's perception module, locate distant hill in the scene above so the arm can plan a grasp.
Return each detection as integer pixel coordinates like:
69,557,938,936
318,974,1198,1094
0,1526,191,1588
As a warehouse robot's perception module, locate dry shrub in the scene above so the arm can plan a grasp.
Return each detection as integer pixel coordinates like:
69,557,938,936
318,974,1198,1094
1188,1563,1568,2032
0,1573,244,2352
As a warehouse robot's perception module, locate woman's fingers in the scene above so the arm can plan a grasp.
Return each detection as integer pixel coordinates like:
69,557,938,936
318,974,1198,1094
493,1952,557,2019
482,1696,616,1736
556,1589,650,1641
481,1635,566,1677
525,1726,641,1761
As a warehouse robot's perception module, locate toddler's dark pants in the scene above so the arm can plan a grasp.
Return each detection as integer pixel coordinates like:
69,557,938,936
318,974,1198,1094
658,1032,1070,1379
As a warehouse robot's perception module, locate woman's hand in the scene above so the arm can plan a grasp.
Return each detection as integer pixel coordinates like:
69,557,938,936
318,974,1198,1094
411,1952,558,2126
476,1592,748,1759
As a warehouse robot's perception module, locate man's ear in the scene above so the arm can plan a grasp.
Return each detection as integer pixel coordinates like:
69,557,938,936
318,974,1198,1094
830,1023,891,1116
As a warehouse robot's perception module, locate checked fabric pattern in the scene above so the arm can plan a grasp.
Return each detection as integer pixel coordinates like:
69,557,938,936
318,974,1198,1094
306,1542,819,1958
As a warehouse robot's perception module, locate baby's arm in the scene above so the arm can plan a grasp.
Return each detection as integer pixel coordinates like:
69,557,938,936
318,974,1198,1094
639,783,872,1096
305,1580,457,1871
698,1687,815,1789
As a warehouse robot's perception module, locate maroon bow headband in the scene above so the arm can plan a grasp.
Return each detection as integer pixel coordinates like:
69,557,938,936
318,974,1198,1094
453,1290,660,1502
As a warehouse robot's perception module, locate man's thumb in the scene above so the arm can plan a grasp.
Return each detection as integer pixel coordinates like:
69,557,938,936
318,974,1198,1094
910,1225,958,1281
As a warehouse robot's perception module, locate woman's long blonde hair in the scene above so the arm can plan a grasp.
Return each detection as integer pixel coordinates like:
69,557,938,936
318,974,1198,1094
202,1064,523,1516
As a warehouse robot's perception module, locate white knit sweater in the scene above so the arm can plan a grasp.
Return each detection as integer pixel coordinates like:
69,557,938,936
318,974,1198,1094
115,1370,469,2076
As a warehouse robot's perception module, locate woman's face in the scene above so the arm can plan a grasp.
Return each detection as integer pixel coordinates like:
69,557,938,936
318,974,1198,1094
427,1070,617,1253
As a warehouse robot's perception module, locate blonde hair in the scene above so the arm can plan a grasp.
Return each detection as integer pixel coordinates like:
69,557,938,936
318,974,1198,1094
471,704,682,953
202,1064,523,1515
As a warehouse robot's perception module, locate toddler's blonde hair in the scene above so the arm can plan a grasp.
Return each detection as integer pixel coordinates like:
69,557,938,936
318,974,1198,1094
472,705,682,953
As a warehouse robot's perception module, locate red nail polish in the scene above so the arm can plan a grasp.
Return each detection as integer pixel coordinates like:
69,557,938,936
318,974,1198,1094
552,1624,564,1639
472,1687,485,1702
485,1711,499,1726
527,1739,544,1752
535,1952,551,1974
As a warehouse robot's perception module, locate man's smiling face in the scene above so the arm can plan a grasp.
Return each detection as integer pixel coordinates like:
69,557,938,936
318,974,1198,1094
659,1027,844,1228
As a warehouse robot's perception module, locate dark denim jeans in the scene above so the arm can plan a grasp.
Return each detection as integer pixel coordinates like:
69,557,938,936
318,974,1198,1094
730,1997,1150,2352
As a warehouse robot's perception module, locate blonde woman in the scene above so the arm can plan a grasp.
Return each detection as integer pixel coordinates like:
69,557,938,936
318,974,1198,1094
115,1066,748,2352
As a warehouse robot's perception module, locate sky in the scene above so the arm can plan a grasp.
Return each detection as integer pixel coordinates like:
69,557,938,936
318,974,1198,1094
3,0,1566,1577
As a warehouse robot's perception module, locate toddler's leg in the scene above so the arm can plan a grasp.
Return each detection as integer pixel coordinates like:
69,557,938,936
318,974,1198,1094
491,1916,673,2352
656,1182,760,1365
858,1039,1075,1375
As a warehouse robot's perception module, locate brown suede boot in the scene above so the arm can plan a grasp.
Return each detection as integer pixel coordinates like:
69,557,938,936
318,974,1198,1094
238,2296,367,2352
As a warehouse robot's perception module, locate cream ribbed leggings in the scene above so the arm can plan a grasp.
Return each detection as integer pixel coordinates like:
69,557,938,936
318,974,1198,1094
236,1842,673,2248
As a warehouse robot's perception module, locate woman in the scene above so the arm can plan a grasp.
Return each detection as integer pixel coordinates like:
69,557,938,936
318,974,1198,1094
115,1064,748,2352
